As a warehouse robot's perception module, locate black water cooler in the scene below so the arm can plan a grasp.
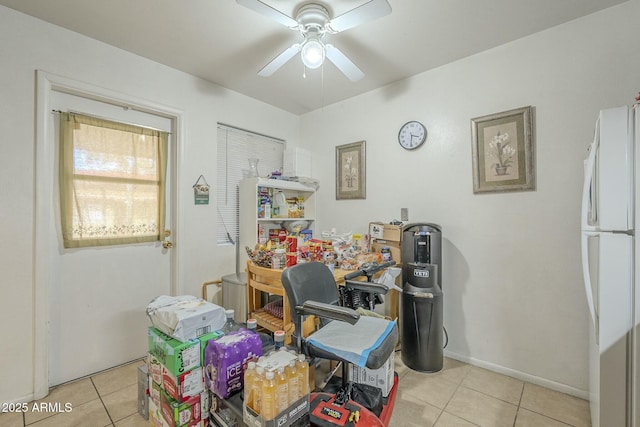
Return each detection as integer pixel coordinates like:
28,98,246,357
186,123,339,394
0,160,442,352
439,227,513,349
401,223,443,372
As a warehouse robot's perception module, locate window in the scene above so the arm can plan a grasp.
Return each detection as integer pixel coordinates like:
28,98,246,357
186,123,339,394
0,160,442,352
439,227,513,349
216,124,284,245
59,112,169,248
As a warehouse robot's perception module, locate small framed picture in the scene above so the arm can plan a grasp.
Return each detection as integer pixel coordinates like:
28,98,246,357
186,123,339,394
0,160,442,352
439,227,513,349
336,141,366,200
471,106,535,193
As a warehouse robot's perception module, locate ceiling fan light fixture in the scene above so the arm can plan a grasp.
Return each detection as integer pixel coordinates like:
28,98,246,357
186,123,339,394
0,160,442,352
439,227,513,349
238,0,392,80
301,38,325,69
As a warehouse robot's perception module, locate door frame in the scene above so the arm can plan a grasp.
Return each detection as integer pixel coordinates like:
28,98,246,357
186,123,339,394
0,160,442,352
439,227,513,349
34,70,184,399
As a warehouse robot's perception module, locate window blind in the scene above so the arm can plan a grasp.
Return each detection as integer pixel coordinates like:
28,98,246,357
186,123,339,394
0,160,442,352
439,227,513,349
216,124,284,245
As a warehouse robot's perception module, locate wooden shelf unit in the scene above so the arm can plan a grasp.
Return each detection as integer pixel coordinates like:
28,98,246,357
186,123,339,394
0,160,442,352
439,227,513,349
246,261,351,345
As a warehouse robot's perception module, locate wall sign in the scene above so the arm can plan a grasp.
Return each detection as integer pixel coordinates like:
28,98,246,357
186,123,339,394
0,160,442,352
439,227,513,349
193,175,210,205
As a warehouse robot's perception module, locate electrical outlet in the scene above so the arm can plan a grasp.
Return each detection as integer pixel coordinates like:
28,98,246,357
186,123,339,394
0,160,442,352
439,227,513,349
401,208,409,221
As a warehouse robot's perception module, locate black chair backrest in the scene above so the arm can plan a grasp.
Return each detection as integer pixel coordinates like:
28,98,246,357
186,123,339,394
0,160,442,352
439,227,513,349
281,262,340,320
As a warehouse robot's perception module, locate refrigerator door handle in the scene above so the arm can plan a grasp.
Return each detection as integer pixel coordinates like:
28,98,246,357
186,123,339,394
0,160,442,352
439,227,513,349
582,119,599,231
581,231,598,342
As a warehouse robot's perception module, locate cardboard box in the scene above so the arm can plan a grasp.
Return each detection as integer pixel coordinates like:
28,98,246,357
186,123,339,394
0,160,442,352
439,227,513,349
149,396,169,427
163,366,203,403
284,147,312,178
348,351,395,397
148,328,223,378
200,390,210,421
160,388,202,427
148,327,201,376
369,222,402,242
197,330,224,370
148,352,204,402
148,353,163,385
149,379,163,408
146,295,226,342
371,240,401,264
138,365,149,420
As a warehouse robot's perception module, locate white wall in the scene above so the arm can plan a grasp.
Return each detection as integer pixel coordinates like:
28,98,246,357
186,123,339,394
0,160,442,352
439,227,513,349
299,0,640,395
0,5,299,403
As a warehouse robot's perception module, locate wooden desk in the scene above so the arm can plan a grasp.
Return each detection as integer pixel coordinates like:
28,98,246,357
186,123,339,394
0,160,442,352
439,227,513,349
246,261,351,344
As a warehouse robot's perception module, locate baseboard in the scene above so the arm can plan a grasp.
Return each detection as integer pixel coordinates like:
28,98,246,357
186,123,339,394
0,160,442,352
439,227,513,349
444,350,589,400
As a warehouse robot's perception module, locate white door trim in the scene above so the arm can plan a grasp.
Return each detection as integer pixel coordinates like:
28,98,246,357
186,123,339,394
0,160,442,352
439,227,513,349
34,70,184,399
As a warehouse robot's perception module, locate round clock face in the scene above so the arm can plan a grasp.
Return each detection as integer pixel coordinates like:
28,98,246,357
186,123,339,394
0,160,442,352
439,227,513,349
398,121,427,150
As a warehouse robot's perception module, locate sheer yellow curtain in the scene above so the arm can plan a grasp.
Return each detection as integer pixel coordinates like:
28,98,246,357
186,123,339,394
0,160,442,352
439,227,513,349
59,112,168,248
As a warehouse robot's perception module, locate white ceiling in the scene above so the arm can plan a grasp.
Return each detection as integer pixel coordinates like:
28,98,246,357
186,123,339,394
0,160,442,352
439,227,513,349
1,0,627,114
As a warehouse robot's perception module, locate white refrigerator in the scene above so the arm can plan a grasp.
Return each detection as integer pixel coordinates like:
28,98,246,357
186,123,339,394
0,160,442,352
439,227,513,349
582,105,639,427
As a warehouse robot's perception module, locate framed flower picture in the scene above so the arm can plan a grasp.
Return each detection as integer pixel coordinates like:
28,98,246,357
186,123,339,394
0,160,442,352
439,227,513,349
336,141,366,200
471,106,535,193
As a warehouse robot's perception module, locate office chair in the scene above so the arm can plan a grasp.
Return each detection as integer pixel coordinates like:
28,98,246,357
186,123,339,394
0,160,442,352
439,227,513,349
281,262,398,427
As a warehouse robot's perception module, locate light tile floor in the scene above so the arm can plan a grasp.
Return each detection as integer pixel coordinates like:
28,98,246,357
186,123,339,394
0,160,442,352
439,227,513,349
0,354,591,427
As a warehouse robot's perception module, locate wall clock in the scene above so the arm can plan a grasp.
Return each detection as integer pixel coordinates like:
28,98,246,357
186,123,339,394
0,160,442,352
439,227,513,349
398,121,427,150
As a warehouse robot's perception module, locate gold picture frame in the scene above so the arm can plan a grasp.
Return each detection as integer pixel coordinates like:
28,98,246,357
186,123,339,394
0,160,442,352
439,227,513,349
471,106,535,193
336,141,366,200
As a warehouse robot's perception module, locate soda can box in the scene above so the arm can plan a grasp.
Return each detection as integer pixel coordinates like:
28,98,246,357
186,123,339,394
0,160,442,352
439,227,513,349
147,295,226,342
162,366,203,403
200,390,210,421
148,353,163,385
204,330,262,399
148,327,201,376
160,388,201,427
148,327,224,378
148,352,204,402
149,379,163,408
149,394,168,427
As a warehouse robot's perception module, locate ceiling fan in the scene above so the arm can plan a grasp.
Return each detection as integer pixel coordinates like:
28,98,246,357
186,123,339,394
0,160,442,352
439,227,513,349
236,0,392,81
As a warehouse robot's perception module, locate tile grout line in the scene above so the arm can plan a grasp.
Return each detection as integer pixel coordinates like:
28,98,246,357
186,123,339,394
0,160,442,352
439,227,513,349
516,383,581,427
511,381,526,427
90,377,115,426
432,363,483,427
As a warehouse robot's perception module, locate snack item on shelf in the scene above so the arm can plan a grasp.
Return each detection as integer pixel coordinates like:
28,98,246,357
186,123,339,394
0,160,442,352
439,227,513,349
246,246,272,268
339,251,383,270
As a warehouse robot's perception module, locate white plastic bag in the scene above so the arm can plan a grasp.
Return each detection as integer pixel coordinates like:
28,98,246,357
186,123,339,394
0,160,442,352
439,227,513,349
146,295,226,342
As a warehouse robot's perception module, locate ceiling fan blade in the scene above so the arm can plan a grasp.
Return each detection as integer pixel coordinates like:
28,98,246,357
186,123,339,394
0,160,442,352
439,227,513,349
328,0,391,33
236,0,298,28
324,44,364,81
258,44,301,76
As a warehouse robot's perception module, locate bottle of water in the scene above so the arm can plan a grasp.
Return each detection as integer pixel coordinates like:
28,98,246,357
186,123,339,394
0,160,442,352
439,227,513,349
246,318,258,332
247,318,275,351
274,330,285,351
221,309,241,334
296,354,310,396
261,371,277,420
